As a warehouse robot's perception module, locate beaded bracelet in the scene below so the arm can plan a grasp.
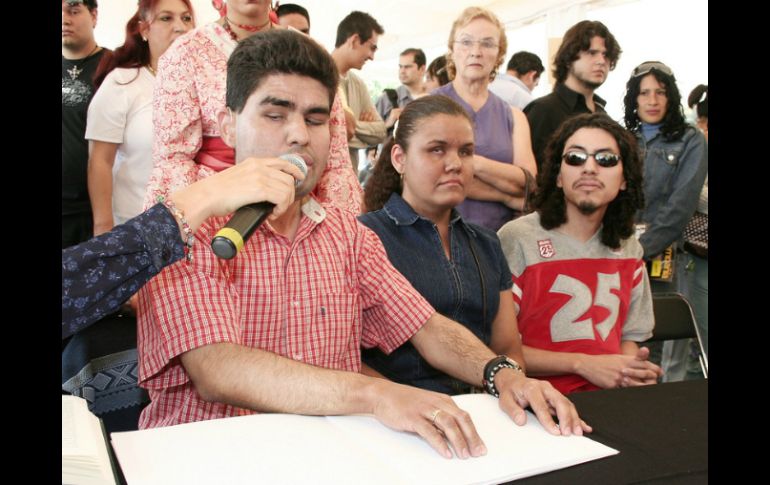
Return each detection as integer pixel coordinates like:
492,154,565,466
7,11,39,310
157,195,194,262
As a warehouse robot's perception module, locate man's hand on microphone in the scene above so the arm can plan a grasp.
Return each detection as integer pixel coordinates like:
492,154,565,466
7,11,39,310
169,157,306,236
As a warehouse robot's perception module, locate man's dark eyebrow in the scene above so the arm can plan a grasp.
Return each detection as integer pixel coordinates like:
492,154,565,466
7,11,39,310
259,97,330,116
566,143,616,152
306,106,331,116
260,96,295,109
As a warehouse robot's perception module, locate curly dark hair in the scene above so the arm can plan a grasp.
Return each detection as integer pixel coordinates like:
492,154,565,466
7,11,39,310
552,20,621,85
363,95,473,212
533,113,644,249
622,63,686,141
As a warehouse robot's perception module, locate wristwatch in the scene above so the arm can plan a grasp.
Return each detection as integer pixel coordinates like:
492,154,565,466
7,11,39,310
483,355,524,397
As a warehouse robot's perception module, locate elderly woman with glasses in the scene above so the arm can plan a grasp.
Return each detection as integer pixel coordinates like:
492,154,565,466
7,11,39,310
432,6,537,232
622,61,707,382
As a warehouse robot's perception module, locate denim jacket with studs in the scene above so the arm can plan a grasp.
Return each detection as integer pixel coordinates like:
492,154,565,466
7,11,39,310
635,125,708,259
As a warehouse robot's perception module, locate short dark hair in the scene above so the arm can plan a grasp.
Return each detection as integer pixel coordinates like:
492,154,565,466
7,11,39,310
552,20,621,84
335,11,384,48
364,95,473,212
65,0,98,10
226,30,339,113
426,56,449,87
276,3,310,29
533,113,644,250
507,51,544,77
622,62,686,141
688,84,708,119
400,48,426,68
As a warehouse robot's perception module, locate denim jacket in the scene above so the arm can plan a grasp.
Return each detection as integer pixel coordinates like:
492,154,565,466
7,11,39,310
358,193,512,394
636,126,708,259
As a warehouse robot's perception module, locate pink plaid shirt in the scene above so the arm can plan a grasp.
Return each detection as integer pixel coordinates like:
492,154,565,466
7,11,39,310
136,198,434,428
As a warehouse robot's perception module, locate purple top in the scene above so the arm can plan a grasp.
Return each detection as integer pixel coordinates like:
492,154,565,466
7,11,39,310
434,83,514,231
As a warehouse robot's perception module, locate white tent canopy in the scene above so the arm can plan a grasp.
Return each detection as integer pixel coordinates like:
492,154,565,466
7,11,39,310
94,0,707,120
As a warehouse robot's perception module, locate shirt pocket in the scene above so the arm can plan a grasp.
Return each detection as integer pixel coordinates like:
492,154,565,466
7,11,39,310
302,293,360,369
648,143,684,195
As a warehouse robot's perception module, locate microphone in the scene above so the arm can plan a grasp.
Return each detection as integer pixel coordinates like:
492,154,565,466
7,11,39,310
210,154,307,260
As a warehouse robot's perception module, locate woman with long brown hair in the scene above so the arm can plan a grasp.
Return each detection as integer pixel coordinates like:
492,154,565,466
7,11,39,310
361,95,589,435
87,0,195,235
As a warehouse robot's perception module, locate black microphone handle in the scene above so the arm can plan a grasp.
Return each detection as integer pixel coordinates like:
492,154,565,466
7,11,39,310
210,153,307,260
210,201,275,259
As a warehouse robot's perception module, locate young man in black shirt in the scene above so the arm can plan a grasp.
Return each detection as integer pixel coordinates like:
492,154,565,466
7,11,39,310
524,21,621,171
62,0,108,248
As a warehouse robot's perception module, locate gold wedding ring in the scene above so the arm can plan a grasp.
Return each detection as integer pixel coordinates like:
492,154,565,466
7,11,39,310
430,409,442,426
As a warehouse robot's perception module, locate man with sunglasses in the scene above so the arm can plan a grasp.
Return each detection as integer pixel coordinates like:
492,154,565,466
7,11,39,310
524,20,621,171
497,114,662,395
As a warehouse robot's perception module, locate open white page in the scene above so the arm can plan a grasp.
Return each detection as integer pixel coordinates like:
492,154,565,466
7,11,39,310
326,394,618,485
112,395,617,485
62,395,117,485
112,412,405,485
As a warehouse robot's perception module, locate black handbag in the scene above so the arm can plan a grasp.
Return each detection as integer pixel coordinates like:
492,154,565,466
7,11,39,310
683,211,708,258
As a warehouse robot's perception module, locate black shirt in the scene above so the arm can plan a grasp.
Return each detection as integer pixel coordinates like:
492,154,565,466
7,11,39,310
62,49,108,216
524,83,606,171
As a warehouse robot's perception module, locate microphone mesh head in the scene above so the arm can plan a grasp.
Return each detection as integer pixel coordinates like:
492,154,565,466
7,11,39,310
279,154,308,187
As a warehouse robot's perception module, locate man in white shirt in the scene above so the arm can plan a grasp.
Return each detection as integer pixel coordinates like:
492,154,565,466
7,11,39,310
489,51,544,110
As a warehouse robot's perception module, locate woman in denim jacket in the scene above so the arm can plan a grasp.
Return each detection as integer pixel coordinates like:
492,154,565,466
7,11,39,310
622,61,707,380
357,95,581,414
623,62,707,273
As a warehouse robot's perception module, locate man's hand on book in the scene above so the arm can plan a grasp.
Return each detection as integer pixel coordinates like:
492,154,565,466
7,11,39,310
370,380,487,460
494,369,593,437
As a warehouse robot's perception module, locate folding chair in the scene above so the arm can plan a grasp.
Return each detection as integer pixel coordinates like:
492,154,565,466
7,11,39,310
646,292,708,378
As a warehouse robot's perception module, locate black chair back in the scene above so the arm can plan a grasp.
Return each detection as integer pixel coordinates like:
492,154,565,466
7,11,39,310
647,292,708,378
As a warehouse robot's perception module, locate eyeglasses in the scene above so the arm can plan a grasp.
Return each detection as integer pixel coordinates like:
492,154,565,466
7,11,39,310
562,150,621,168
453,38,499,51
632,61,673,78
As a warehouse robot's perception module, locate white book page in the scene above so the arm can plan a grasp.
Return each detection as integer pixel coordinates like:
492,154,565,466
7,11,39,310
111,412,406,485
62,395,98,457
111,395,617,485
62,395,117,485
325,394,618,485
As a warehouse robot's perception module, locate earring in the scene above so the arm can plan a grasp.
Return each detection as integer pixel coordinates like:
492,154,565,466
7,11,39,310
142,37,147,42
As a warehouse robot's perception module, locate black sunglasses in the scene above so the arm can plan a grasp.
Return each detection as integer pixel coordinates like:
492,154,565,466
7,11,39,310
562,150,621,168
632,61,673,78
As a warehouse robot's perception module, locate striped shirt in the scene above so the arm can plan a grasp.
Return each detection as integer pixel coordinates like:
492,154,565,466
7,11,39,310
137,197,434,428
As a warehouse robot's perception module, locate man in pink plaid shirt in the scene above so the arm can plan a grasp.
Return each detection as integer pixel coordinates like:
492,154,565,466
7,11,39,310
137,30,588,459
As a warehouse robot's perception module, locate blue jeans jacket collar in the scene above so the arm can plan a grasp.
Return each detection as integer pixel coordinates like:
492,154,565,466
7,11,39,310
382,193,475,237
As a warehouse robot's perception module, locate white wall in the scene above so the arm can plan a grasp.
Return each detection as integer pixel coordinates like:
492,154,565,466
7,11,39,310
93,0,707,118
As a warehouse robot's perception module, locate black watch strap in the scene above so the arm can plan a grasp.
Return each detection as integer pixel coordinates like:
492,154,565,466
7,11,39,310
483,355,523,397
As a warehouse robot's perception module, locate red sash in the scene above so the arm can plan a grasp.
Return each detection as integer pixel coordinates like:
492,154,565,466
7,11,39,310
195,136,235,172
